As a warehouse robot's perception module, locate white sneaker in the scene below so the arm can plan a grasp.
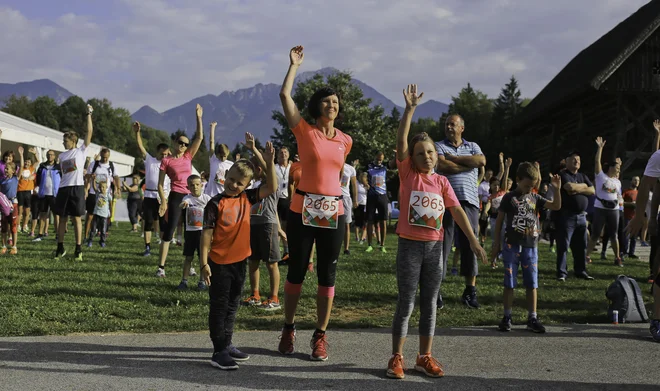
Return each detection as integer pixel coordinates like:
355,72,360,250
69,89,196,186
155,268,166,278
189,267,197,276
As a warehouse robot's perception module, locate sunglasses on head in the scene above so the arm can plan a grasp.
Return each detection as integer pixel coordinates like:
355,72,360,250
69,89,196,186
177,140,189,147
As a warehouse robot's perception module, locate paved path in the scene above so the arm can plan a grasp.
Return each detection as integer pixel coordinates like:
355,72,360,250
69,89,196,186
1,324,659,390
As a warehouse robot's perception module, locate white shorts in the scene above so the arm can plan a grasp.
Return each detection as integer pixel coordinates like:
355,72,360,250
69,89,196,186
343,197,353,224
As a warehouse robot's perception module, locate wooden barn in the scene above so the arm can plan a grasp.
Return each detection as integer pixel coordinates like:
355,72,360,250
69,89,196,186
513,0,660,176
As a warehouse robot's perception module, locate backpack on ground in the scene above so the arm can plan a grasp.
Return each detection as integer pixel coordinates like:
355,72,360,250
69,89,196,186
0,192,13,216
606,275,648,323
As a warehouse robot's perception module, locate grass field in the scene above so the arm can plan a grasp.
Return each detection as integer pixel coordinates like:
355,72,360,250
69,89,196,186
0,221,655,337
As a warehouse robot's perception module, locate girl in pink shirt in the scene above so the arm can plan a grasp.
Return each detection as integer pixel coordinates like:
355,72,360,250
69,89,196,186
155,104,205,278
277,46,352,362
387,85,487,380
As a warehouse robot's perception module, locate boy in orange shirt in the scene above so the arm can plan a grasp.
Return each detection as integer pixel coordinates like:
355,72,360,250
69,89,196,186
199,136,277,371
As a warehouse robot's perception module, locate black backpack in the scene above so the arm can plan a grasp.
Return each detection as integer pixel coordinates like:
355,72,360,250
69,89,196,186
605,275,648,323
92,160,116,193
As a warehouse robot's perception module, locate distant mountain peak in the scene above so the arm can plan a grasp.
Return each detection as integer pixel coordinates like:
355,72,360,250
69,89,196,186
0,79,74,105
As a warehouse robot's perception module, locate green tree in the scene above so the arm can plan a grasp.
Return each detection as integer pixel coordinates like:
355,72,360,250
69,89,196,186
490,76,523,154
57,96,88,133
272,70,395,168
2,95,35,122
30,96,60,129
438,83,493,143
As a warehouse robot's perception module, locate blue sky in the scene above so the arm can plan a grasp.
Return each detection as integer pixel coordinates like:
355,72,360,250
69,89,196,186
0,0,651,113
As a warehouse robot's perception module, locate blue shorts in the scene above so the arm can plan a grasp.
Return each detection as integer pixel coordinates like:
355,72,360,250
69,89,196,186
503,244,538,289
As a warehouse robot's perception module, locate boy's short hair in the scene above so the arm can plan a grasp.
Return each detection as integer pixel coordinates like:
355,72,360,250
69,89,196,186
233,159,255,181
63,131,79,143
516,162,540,182
187,174,201,184
156,143,169,152
214,143,230,157
489,176,500,185
2,150,14,162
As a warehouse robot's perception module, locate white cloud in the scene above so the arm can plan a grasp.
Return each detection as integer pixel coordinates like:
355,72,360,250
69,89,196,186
0,0,651,112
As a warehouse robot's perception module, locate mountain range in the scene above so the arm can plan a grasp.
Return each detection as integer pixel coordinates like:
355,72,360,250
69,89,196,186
0,69,448,147
0,79,74,105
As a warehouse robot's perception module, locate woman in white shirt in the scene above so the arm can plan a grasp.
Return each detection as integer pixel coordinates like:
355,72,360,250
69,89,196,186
587,137,623,266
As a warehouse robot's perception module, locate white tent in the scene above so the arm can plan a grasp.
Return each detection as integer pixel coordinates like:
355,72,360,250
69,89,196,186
0,110,135,176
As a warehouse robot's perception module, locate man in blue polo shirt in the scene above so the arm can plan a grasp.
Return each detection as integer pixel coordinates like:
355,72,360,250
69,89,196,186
435,114,486,309
366,151,389,253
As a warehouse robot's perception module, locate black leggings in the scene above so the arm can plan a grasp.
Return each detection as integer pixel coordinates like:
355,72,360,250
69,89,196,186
127,197,140,225
286,211,345,287
162,191,186,242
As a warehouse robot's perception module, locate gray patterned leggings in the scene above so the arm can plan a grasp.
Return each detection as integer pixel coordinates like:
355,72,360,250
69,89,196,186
392,237,444,338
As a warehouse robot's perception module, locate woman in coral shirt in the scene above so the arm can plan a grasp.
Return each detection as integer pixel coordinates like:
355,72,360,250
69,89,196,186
277,46,352,361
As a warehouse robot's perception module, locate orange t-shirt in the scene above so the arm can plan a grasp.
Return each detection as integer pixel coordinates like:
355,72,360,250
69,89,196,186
289,162,303,190
290,119,352,215
17,166,35,192
204,188,259,265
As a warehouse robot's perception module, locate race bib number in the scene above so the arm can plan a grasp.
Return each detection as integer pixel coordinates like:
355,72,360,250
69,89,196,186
251,200,264,216
21,170,31,179
373,176,385,188
408,191,444,230
215,169,225,185
61,159,77,174
187,206,204,229
302,193,339,230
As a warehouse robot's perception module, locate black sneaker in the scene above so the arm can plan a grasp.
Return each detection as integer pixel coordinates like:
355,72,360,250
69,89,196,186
462,288,480,309
343,250,350,256
436,295,444,310
227,344,250,361
600,253,607,260
499,316,512,332
628,254,639,260
575,272,594,280
650,319,660,342
527,317,546,333
210,349,239,370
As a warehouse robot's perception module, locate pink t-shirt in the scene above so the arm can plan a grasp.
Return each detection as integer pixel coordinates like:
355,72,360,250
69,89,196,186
160,151,192,195
290,119,352,215
396,156,459,242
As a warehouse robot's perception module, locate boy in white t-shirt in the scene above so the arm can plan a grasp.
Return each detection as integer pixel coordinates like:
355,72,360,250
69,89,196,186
177,174,212,291
133,121,171,256
54,104,94,261
205,121,234,197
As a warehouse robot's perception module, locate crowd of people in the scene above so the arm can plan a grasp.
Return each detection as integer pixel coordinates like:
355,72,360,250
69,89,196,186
4,45,660,379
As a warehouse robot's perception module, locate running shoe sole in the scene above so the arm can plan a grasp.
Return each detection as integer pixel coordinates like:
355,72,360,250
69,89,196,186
386,370,405,379
309,354,328,361
414,365,444,378
210,361,238,370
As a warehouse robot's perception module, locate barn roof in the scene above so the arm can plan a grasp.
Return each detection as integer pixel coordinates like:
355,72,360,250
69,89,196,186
514,0,660,128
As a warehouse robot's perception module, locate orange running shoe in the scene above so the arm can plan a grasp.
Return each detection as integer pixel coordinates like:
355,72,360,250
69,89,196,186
415,354,445,378
386,353,405,379
0,247,6,255
278,327,296,355
9,247,17,255
310,331,328,361
242,295,261,306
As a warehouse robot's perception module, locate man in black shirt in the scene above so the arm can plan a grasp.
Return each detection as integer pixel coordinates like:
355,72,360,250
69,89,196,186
557,151,596,281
